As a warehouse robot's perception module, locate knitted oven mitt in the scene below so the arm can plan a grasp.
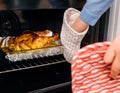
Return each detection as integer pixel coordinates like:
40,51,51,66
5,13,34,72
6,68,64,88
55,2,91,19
60,8,89,63
72,41,120,93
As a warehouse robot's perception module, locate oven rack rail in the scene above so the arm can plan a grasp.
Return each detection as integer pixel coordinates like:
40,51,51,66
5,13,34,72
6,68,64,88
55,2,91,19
28,81,71,93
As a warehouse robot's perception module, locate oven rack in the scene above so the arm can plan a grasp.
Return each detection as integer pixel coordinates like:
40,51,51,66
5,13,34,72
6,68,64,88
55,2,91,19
0,54,66,74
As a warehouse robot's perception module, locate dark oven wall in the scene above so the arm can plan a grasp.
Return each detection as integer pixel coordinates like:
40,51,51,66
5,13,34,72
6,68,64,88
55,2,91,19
19,9,64,35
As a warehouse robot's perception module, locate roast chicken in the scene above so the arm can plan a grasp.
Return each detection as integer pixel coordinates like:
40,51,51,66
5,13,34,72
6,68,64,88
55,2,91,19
0,30,59,52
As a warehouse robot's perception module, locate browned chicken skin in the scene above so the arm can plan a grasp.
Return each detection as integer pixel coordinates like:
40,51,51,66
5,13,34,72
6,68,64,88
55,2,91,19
3,30,59,52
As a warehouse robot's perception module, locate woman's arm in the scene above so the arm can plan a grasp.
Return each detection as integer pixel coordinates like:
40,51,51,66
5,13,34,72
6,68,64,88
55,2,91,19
80,0,113,26
71,0,113,33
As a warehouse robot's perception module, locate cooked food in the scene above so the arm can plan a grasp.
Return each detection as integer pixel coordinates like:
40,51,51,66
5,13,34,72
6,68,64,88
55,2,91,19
1,30,59,52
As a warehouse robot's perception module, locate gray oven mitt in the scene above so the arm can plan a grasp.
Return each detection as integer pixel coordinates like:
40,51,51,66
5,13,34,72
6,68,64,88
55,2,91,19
60,8,89,63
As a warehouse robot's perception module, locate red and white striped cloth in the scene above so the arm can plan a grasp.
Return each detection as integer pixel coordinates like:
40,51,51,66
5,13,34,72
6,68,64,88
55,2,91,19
71,42,120,93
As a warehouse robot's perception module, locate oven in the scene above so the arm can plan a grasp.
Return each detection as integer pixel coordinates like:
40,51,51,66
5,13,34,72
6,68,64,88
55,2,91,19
0,0,110,93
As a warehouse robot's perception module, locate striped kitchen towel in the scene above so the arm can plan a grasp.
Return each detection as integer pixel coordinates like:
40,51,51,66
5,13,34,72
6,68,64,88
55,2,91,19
71,42,120,93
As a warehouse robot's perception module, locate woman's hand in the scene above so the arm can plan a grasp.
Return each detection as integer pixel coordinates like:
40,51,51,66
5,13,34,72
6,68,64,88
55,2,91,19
104,34,120,79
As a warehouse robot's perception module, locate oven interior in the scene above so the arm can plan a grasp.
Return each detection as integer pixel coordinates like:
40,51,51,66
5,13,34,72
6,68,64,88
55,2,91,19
0,8,109,93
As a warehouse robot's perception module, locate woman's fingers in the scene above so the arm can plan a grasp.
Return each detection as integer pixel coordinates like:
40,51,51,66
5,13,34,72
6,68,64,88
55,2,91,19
104,34,120,79
110,53,120,79
104,45,115,64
